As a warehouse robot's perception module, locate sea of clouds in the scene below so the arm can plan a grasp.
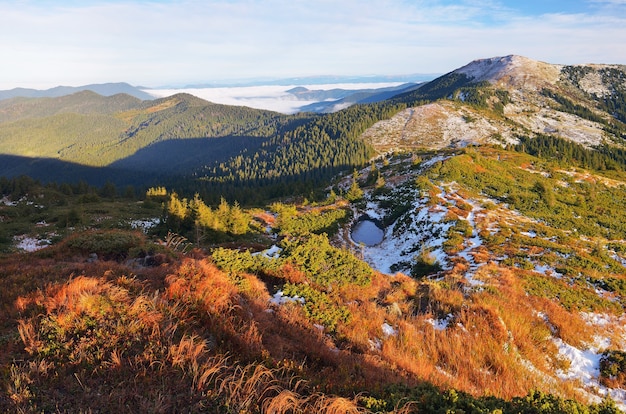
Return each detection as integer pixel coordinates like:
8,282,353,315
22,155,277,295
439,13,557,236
145,82,404,114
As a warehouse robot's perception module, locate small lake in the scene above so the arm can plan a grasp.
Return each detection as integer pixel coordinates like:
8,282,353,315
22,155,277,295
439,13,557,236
351,217,384,246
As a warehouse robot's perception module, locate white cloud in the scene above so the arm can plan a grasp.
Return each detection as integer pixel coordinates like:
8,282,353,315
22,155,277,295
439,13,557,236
0,0,625,89
148,82,404,113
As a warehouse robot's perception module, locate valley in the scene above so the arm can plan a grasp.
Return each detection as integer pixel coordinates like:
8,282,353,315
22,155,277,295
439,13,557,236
1,55,626,413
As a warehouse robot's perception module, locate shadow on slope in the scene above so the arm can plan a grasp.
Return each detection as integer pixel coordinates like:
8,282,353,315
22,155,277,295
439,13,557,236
109,135,267,174
0,135,267,187
0,154,167,188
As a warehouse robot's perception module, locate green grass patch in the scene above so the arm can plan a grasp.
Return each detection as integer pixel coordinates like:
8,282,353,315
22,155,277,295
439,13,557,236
524,274,621,313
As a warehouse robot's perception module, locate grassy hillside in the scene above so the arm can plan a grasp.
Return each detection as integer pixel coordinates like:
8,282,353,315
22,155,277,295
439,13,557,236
0,93,295,168
1,144,625,412
0,93,406,202
0,90,142,123
3,58,626,412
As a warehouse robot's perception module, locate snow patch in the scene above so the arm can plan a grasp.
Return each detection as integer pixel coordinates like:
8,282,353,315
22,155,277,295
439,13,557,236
533,264,563,278
14,235,51,252
269,290,304,306
554,338,601,387
0,196,18,206
581,312,613,327
252,245,282,259
554,337,626,409
129,218,160,232
426,314,454,331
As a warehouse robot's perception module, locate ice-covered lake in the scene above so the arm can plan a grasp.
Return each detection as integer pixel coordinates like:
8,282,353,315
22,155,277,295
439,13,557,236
351,218,384,246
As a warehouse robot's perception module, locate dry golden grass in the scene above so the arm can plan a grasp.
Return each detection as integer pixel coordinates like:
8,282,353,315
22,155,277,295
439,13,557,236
532,298,594,348
262,389,301,413
3,204,623,413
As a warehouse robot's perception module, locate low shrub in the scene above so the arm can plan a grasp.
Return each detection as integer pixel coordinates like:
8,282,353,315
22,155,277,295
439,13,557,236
600,350,626,388
64,230,145,260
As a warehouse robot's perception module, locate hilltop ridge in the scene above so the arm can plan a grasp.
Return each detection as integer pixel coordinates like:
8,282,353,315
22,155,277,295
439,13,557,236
0,82,154,101
0,55,625,201
363,54,626,153
453,54,562,87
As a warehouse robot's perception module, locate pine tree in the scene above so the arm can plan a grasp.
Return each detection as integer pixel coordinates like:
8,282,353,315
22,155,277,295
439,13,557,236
345,170,364,202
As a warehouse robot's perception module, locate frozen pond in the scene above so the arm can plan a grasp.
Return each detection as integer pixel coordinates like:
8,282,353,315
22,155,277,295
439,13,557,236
351,217,384,246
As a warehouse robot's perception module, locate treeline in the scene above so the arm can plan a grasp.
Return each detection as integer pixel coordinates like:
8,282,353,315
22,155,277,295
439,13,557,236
560,65,626,138
0,93,312,171
512,134,626,171
388,72,511,116
0,175,137,200
599,68,626,121
541,88,607,125
119,94,307,146
0,112,129,167
0,92,401,205
0,90,141,123
192,102,405,202
389,72,472,106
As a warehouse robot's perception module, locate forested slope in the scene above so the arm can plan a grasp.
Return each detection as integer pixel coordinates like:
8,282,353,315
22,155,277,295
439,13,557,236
2,55,626,206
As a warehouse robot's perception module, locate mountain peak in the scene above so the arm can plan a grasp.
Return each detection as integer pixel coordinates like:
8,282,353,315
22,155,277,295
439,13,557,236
453,55,562,87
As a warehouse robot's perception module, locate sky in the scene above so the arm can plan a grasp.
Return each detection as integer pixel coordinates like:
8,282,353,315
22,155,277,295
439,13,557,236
1,0,625,89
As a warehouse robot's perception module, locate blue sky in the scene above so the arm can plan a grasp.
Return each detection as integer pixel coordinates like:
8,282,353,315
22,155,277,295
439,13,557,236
1,0,625,88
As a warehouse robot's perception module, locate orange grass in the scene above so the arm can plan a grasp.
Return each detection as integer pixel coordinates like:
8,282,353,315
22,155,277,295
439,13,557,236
4,212,622,412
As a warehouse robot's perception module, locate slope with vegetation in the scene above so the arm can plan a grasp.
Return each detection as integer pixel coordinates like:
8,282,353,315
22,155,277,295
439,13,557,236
2,55,626,412
363,55,626,154
2,55,625,205
2,140,626,412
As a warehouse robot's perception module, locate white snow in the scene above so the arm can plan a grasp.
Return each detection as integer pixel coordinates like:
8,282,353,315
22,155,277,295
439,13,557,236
610,253,626,268
364,202,383,220
554,338,626,410
426,314,454,331
533,264,563,278
129,218,160,232
581,312,613,327
269,290,304,306
455,202,487,285
14,235,51,252
252,244,282,259
356,178,494,276
0,196,18,206
555,337,601,386
455,56,517,82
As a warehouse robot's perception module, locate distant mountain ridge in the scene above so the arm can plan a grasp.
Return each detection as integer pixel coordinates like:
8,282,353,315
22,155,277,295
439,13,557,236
0,90,142,123
0,92,296,174
0,82,154,101
1,55,626,202
295,83,421,113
